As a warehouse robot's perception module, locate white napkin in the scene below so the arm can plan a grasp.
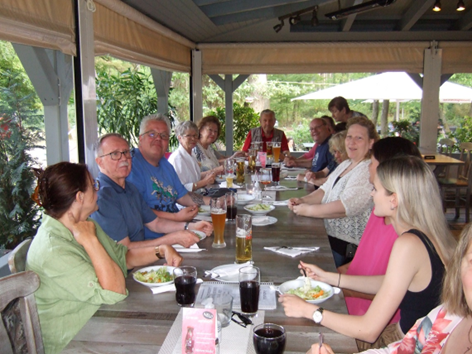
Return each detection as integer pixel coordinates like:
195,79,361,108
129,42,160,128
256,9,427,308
205,262,253,279
172,243,205,253
265,185,299,191
193,215,212,222
252,216,269,224
151,278,203,295
281,166,306,171
264,246,319,258
284,176,298,180
271,199,289,206
219,182,242,188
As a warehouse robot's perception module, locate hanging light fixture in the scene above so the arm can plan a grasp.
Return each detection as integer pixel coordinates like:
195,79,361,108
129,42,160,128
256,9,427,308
457,0,466,11
432,0,441,11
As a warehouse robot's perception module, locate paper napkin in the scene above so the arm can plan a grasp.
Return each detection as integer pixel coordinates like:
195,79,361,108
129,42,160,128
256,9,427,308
264,246,319,258
172,244,206,253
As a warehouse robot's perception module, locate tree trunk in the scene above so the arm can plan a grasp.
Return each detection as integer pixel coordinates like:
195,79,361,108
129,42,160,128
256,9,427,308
371,100,379,126
381,100,390,136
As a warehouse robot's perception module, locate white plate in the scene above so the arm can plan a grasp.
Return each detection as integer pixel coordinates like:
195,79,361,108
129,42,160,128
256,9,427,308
133,265,176,288
237,193,255,205
278,279,333,304
208,264,246,283
215,176,225,183
244,203,275,215
252,216,277,226
191,230,206,241
198,205,211,215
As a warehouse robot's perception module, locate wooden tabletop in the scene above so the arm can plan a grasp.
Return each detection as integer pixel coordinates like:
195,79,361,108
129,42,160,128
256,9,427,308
422,154,464,165
65,181,358,354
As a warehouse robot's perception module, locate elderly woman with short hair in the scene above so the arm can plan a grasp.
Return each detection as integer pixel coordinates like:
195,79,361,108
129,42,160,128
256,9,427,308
169,121,216,192
193,115,243,173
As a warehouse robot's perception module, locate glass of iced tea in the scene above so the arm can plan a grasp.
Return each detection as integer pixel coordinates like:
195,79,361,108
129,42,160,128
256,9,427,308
226,191,237,222
239,266,260,315
173,266,197,307
271,162,281,186
211,196,227,248
272,142,281,162
236,214,252,263
253,323,286,354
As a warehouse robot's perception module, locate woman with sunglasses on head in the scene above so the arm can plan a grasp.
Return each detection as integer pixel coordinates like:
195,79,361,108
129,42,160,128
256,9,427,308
309,222,472,354
281,156,456,349
26,162,182,354
169,121,218,192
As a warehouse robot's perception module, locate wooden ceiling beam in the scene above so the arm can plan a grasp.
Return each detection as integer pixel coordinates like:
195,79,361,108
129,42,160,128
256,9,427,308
398,0,435,31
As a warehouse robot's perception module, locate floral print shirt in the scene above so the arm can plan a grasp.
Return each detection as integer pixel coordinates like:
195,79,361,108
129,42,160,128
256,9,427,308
362,305,463,354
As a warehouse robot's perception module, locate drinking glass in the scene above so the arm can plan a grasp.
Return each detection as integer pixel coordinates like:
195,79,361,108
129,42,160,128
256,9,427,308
271,162,281,186
226,191,237,221
236,214,252,264
260,168,272,186
239,266,260,315
214,294,233,328
211,196,227,248
225,159,235,175
266,142,273,158
258,152,267,168
253,323,286,354
173,266,197,307
272,142,281,162
236,158,246,184
248,148,257,173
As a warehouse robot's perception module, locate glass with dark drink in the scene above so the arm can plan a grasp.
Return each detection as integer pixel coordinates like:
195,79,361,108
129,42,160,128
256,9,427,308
211,196,227,248
271,162,281,186
173,266,197,307
253,323,286,354
226,191,237,221
239,266,260,315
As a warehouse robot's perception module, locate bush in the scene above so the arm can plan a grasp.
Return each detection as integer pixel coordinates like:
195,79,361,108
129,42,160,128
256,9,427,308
448,115,472,151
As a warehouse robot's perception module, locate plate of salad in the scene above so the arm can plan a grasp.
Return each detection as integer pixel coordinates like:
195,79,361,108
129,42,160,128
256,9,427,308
133,266,175,288
198,205,211,216
278,278,333,304
244,203,275,215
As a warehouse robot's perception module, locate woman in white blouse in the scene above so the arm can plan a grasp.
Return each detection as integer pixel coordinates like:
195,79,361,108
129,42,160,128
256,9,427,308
288,117,379,267
168,121,217,192
193,115,244,172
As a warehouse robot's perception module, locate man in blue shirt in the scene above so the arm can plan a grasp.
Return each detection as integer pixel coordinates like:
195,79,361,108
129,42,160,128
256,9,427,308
127,114,212,240
91,133,213,249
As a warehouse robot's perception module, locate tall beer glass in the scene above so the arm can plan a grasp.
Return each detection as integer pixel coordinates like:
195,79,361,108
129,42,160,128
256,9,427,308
211,196,227,248
272,142,281,162
236,214,252,263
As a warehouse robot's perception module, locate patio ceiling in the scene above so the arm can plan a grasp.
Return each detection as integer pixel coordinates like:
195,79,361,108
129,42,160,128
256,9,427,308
121,0,472,44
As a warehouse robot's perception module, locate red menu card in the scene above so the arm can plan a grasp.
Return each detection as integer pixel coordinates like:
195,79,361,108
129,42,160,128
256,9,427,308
182,308,217,354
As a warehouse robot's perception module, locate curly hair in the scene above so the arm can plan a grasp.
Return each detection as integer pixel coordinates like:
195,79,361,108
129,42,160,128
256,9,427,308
197,116,221,138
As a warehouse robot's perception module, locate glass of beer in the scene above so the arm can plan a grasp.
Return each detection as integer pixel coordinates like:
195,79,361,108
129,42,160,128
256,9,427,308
211,196,227,248
271,162,281,186
253,323,286,354
236,214,252,263
266,142,273,158
239,266,260,315
248,148,257,173
173,266,197,307
236,158,246,184
272,142,281,162
226,191,237,221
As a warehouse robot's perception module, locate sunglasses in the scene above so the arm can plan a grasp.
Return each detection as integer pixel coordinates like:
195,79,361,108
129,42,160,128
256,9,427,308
231,311,253,328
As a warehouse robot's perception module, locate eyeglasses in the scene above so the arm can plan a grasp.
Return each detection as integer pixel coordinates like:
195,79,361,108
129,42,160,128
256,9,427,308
182,134,198,140
93,179,100,191
100,149,134,161
141,130,170,141
231,311,253,328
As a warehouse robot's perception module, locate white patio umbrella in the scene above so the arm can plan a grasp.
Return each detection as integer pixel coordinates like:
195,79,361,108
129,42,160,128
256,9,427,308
292,72,472,103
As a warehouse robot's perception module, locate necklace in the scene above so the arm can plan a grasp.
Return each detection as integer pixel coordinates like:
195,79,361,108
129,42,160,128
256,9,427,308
464,325,472,354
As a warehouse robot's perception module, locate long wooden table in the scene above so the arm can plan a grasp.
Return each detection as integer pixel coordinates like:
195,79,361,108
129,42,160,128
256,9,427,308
65,181,358,354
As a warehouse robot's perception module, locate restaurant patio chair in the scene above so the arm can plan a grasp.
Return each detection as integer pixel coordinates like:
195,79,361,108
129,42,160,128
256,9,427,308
8,238,32,274
0,271,44,354
438,142,472,223
437,138,455,179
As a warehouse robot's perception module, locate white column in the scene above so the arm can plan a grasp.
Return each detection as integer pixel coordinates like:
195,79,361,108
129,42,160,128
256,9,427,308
419,42,442,153
191,50,203,122
151,68,172,115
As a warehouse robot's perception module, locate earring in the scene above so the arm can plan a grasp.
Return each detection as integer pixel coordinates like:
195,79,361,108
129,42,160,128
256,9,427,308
390,205,395,210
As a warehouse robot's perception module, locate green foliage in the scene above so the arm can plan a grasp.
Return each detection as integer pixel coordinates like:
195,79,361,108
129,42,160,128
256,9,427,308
0,119,41,249
206,103,259,150
289,121,312,150
448,115,472,149
390,120,419,144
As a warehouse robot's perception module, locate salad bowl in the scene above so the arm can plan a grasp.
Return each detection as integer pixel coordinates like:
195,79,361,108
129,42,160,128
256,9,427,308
278,278,333,304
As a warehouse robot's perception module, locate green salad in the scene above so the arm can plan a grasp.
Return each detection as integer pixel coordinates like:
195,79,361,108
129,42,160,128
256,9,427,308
135,267,173,284
286,278,330,300
247,204,272,211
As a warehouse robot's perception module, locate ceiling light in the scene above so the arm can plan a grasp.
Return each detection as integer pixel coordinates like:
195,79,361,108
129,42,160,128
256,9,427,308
325,0,396,20
457,0,465,11
433,0,441,11
289,15,301,26
273,20,284,33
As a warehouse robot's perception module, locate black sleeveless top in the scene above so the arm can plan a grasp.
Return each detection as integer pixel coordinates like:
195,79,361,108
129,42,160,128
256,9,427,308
398,229,444,334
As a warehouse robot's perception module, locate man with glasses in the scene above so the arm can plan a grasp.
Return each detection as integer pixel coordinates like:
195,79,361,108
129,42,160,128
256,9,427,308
127,114,212,240
91,133,213,248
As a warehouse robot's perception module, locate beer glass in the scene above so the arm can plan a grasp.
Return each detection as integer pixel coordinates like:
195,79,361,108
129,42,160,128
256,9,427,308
253,323,286,354
225,159,235,187
271,162,281,186
226,191,237,221
174,266,197,307
272,142,281,162
248,148,257,173
236,214,252,263
239,266,260,315
266,142,273,158
211,196,227,248
236,158,246,184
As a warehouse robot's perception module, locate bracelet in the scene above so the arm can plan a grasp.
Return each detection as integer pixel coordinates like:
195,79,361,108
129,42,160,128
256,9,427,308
337,273,341,287
193,182,197,190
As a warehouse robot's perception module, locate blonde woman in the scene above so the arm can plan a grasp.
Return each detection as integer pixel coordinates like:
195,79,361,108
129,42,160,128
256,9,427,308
281,156,456,349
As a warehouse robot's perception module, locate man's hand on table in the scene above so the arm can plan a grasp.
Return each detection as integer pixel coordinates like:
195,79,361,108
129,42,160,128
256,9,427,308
190,220,213,236
159,245,183,266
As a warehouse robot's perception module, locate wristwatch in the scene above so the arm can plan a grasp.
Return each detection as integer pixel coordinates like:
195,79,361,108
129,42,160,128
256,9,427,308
184,222,190,230
312,307,324,323
155,246,164,260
